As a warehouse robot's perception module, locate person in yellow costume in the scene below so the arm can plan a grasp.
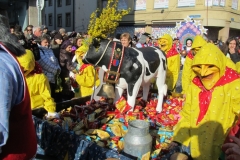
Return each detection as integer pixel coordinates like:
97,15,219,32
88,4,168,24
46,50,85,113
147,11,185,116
182,36,238,94
158,34,180,91
167,43,240,160
181,35,207,94
74,46,100,97
17,49,58,118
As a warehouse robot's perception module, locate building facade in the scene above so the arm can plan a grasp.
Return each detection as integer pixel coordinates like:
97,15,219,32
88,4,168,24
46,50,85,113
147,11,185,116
43,0,240,42
115,0,240,42
44,0,98,33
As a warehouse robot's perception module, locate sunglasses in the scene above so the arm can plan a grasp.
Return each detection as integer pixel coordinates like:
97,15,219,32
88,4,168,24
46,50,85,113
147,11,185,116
27,29,32,31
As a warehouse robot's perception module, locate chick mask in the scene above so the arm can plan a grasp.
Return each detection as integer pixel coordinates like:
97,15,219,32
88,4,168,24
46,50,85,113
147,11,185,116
191,35,207,56
158,34,172,52
192,43,226,90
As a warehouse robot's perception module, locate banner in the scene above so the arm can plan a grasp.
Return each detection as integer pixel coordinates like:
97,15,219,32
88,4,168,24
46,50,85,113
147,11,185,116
219,0,225,6
154,0,169,9
232,0,238,10
135,0,146,10
178,0,195,7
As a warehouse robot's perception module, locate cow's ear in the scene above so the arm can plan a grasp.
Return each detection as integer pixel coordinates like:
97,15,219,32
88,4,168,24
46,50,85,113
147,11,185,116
92,38,100,49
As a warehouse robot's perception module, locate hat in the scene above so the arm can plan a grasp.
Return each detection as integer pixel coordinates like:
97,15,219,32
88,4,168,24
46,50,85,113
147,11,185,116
61,40,72,49
41,25,48,30
173,37,179,40
54,33,62,40
142,32,151,38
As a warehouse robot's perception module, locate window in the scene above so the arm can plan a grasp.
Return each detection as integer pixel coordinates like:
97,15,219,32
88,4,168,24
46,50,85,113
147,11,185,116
57,14,62,27
57,0,62,7
66,13,71,27
48,0,52,6
48,14,52,26
66,0,71,5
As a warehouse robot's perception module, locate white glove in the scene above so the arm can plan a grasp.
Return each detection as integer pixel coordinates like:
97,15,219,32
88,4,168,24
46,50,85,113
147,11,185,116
47,112,60,119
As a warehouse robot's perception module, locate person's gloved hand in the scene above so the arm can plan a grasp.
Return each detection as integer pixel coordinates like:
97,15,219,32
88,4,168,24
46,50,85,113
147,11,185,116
46,112,60,119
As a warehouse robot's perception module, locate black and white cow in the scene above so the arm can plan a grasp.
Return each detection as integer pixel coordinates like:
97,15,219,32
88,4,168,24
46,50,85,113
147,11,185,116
83,38,167,112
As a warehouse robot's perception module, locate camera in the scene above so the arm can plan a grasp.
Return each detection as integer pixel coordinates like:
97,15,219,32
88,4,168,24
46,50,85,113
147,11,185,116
27,38,41,61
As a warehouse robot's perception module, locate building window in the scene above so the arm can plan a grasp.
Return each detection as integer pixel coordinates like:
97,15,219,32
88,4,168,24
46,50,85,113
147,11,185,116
57,14,62,27
66,13,71,27
57,0,62,7
48,0,52,6
66,0,71,5
48,14,52,26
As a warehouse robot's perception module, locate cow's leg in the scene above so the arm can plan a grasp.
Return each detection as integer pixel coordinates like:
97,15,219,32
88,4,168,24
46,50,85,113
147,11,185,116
114,86,124,103
142,83,150,101
127,80,142,111
156,71,167,112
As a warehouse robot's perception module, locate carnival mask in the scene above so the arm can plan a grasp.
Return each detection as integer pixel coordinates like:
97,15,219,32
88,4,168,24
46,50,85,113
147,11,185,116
158,38,171,52
192,64,220,90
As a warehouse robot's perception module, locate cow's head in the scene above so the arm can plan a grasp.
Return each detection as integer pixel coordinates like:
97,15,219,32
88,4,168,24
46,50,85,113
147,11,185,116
83,38,111,66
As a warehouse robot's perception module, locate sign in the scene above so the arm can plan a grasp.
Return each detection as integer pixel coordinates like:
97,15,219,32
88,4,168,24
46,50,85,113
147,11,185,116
213,0,219,6
189,15,201,18
154,0,169,9
220,0,225,6
205,0,213,6
232,0,238,10
135,0,146,10
178,0,195,7
36,0,44,10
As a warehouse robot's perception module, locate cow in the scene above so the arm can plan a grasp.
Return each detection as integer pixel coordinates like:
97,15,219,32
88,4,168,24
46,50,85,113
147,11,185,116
83,38,167,112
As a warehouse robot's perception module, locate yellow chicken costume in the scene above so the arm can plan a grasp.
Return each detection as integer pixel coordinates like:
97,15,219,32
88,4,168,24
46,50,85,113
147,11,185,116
172,43,240,160
181,35,237,94
74,47,100,97
158,34,180,91
181,35,207,94
17,49,56,113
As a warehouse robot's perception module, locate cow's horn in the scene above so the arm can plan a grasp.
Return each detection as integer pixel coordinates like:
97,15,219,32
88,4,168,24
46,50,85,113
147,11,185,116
97,83,115,99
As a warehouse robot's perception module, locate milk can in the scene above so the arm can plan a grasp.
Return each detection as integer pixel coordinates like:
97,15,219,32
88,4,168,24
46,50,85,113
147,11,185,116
123,120,152,158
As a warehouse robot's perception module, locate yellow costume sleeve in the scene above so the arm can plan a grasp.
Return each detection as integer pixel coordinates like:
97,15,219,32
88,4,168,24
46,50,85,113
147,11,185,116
235,61,240,73
75,66,99,87
230,79,240,116
167,54,180,91
181,56,194,94
28,74,56,112
172,88,192,146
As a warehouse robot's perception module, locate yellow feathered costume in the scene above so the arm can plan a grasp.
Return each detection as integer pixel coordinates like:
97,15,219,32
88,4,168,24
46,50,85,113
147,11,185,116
173,43,240,160
181,35,237,94
74,46,100,97
158,34,180,91
17,49,56,112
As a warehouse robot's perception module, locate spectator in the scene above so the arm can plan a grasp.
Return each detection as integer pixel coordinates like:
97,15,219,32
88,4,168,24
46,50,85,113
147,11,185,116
0,13,37,159
59,40,77,100
120,32,133,47
32,26,43,39
59,28,68,40
24,25,33,40
41,25,50,40
38,36,61,100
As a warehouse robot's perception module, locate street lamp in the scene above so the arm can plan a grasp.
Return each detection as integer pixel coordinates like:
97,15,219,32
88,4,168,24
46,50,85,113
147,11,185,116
36,0,44,26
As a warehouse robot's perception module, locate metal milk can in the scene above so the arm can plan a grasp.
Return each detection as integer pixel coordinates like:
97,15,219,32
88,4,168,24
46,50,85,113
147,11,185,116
123,120,152,158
